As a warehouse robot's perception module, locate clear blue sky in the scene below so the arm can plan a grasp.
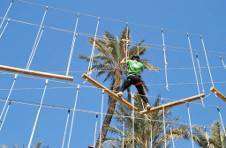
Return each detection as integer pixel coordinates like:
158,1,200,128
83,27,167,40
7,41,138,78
0,0,225,147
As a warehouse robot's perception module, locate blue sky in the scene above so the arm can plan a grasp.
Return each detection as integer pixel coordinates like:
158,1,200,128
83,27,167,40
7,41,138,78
0,0,225,147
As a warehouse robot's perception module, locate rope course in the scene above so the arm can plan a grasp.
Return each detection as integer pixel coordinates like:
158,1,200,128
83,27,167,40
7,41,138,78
0,0,225,147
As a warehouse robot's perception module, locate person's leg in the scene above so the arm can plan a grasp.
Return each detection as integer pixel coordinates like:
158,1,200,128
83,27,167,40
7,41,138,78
134,77,149,105
118,76,132,96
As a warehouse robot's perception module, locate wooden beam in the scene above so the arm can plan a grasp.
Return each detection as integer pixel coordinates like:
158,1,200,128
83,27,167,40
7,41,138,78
140,93,205,114
0,65,73,81
210,87,226,102
82,73,139,111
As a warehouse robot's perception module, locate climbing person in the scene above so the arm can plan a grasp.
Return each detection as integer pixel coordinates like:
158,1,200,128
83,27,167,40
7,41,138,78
117,55,151,109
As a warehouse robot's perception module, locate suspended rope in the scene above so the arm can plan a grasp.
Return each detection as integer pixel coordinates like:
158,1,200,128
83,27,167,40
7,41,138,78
200,35,214,87
187,34,201,94
0,100,11,132
98,90,105,147
67,84,80,148
219,56,226,69
161,29,169,90
26,7,48,70
0,19,10,41
217,107,226,136
131,93,135,148
125,23,129,62
150,125,153,148
195,54,205,93
162,107,167,148
87,17,100,75
61,109,71,148
170,128,176,148
66,14,80,76
0,0,13,30
204,126,210,147
0,74,17,127
93,114,98,147
28,79,49,148
122,120,125,147
187,103,194,148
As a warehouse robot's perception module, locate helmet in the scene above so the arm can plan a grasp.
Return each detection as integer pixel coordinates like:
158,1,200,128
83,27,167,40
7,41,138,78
131,55,140,61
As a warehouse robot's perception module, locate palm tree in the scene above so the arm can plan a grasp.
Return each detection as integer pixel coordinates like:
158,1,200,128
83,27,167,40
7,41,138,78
80,27,159,147
192,121,226,148
105,95,189,148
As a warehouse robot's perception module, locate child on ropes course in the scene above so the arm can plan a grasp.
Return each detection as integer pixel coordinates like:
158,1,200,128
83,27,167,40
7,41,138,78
117,55,151,109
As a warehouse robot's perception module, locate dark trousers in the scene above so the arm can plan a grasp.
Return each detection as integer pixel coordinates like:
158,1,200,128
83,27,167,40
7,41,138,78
119,75,149,104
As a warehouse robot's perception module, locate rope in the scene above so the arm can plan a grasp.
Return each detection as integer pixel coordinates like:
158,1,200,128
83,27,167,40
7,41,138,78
217,107,226,136
66,14,80,76
125,23,129,62
28,79,49,148
67,84,80,148
0,0,13,30
131,94,135,148
15,0,207,37
195,54,205,93
0,96,218,130
161,29,169,90
0,101,11,131
150,125,153,148
87,17,100,75
200,35,215,87
187,34,201,94
0,74,17,125
98,90,105,147
122,121,125,147
93,114,98,147
219,56,226,68
162,107,167,148
170,128,176,148
26,7,48,69
187,103,194,148
0,16,225,57
204,126,210,147
61,109,71,148
0,19,10,41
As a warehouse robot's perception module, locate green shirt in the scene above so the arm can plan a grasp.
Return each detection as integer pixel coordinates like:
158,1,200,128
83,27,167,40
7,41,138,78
127,60,144,76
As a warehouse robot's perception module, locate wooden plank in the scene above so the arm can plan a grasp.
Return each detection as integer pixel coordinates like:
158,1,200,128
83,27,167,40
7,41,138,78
0,65,73,81
210,87,226,102
140,93,205,114
82,73,139,111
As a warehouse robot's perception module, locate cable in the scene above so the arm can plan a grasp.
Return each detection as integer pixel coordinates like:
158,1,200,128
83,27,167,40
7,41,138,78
28,79,48,148
61,109,71,148
161,29,169,90
67,84,80,148
0,95,221,130
187,103,194,148
1,15,225,57
66,14,80,76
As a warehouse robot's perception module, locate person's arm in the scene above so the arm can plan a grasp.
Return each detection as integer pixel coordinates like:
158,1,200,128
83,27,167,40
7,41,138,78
120,57,128,64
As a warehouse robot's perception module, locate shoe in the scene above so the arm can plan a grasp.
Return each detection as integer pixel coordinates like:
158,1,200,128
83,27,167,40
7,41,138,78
117,91,123,97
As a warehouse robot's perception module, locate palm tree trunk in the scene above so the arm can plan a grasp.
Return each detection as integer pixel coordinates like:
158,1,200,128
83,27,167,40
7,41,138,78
95,70,121,148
